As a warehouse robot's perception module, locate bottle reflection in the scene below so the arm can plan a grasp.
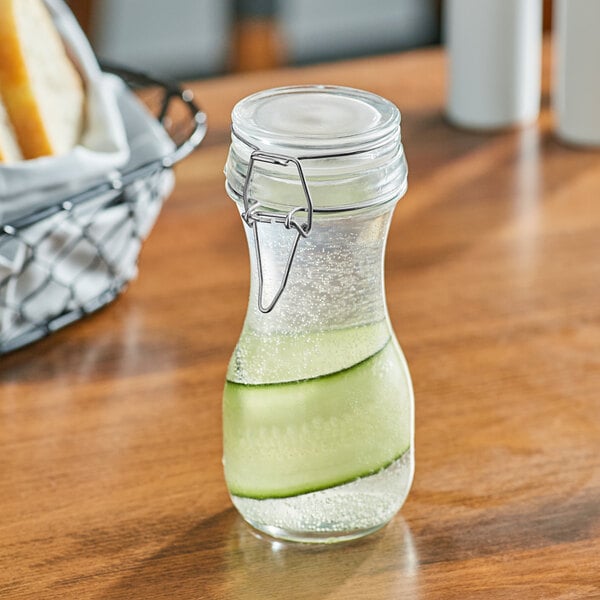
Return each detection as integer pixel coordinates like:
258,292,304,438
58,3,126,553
220,514,419,599
513,126,541,280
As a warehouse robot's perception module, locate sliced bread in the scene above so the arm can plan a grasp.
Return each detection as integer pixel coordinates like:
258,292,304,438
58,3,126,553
0,95,22,162
0,0,85,159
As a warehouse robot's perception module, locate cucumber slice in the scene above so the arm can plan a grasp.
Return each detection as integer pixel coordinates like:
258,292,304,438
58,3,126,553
227,320,390,385
223,340,412,499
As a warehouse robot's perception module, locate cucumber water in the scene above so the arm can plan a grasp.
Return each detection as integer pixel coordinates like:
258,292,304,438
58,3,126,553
224,84,414,543
222,322,414,541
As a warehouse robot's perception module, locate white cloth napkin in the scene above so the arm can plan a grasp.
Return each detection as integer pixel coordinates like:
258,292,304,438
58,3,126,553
0,0,130,224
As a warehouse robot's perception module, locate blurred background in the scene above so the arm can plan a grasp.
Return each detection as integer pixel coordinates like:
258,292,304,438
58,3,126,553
67,0,552,79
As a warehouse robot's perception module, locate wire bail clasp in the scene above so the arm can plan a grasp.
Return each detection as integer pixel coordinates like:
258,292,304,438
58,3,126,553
241,150,314,313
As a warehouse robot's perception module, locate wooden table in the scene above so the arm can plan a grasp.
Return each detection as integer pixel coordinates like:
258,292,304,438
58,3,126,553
1,46,599,599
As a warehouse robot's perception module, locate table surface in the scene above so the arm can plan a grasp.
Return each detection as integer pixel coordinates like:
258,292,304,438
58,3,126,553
1,46,599,600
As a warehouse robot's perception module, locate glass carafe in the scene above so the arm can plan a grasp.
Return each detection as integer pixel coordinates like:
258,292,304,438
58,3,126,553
223,86,414,543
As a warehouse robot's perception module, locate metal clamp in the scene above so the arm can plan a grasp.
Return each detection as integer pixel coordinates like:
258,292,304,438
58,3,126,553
241,150,314,313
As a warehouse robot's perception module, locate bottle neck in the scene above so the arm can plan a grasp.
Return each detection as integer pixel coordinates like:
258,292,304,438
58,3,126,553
241,204,395,336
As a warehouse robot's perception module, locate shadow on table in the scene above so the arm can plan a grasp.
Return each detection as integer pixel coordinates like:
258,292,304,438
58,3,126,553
103,508,419,600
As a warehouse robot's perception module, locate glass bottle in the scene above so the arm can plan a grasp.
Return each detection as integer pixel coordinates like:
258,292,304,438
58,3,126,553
553,0,600,146
223,86,414,543
445,0,542,129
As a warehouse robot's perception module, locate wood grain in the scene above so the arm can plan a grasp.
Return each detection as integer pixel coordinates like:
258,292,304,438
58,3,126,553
1,45,599,599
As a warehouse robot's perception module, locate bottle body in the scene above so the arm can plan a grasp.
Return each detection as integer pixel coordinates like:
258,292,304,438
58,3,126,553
445,0,542,129
223,84,413,543
553,0,600,146
223,205,414,542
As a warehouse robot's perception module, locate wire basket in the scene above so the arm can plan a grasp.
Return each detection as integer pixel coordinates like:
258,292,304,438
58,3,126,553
0,66,207,354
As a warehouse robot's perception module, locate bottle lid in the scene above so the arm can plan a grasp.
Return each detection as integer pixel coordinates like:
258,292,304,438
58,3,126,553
225,85,407,213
